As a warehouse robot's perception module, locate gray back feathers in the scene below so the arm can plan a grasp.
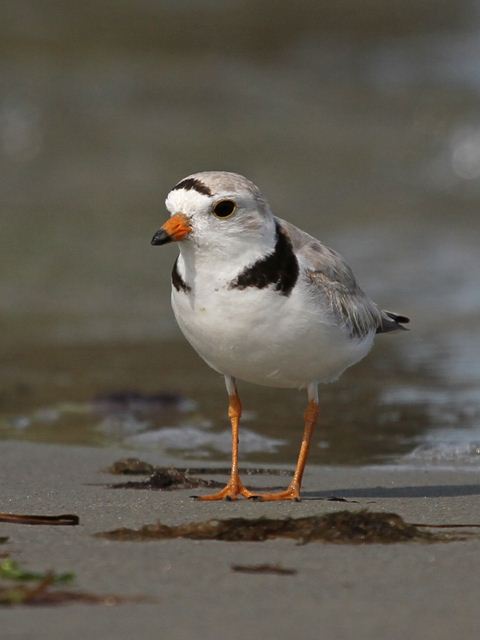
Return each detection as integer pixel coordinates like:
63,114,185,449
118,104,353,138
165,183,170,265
278,219,409,338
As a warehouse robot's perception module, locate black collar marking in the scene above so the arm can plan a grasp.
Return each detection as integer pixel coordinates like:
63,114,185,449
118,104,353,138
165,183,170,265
229,222,299,296
172,257,191,293
172,178,212,197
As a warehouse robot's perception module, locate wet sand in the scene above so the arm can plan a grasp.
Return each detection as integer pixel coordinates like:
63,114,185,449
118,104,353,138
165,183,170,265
1,441,479,640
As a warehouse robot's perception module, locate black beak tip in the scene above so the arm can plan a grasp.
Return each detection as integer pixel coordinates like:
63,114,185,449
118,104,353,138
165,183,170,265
151,229,172,246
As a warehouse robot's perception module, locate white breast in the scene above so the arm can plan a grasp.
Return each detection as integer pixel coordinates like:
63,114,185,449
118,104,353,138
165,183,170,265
171,254,374,389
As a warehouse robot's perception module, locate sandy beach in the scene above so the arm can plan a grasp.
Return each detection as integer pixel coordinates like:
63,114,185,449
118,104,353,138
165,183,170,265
1,440,479,640
2,2,480,638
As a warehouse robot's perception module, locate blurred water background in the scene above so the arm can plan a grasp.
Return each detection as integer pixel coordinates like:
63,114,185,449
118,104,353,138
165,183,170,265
1,0,480,468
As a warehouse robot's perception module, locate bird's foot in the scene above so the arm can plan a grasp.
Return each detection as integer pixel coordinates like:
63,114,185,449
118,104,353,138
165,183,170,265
248,484,301,502
193,478,254,501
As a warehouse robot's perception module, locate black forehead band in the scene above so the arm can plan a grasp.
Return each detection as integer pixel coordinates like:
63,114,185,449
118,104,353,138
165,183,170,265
172,178,212,196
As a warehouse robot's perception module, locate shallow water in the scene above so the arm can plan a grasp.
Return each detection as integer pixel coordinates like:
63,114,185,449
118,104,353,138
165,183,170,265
1,2,480,468
1,333,479,468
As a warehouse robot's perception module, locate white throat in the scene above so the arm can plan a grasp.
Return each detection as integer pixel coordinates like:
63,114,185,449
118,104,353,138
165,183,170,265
178,216,277,288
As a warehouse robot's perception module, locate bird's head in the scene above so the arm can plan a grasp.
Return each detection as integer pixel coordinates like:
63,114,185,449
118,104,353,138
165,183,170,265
151,171,275,256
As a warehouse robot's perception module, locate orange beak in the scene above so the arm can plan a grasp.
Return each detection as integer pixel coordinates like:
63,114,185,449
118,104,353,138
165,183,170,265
151,213,192,246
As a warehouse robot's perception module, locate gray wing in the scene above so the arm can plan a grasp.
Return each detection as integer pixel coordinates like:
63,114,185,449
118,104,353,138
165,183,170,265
277,218,409,338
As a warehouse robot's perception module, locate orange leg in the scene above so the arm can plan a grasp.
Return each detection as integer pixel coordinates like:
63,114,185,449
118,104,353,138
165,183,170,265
250,394,319,502
195,378,253,501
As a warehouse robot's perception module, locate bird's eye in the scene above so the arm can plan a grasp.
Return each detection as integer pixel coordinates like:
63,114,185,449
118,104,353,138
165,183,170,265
212,199,236,218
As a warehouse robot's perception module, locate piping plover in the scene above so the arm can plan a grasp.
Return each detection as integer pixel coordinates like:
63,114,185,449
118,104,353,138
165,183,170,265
151,171,409,501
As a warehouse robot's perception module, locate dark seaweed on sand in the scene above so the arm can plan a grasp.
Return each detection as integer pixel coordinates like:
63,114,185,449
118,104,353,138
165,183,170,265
107,457,291,477
110,467,225,490
231,563,297,575
97,510,456,544
0,559,147,607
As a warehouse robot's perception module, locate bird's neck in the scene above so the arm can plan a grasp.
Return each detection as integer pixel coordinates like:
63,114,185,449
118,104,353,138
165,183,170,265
178,220,277,286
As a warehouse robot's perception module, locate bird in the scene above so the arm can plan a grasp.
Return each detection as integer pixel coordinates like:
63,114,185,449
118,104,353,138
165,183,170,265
151,171,409,501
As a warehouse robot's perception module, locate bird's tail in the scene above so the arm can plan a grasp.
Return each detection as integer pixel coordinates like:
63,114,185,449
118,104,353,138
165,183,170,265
377,310,410,334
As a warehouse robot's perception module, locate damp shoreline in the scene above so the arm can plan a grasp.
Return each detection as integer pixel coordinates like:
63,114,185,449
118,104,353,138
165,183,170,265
1,440,479,639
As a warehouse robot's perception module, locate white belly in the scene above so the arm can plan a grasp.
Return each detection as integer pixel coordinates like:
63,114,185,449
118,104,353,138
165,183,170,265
171,279,374,389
